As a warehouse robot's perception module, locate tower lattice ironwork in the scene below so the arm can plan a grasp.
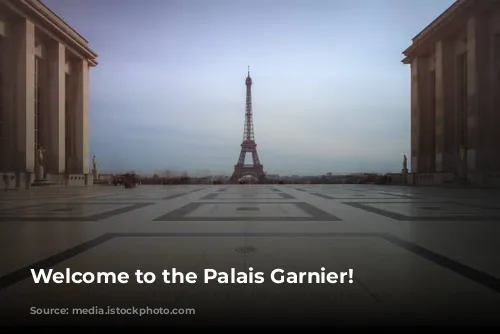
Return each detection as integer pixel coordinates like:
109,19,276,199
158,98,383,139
230,67,266,183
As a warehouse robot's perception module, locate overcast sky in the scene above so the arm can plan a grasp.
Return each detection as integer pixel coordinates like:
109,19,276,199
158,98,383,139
44,0,455,176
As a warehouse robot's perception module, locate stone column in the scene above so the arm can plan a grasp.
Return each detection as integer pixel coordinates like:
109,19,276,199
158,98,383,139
434,38,455,173
427,60,436,173
0,19,12,172
466,15,489,180
435,41,444,173
45,41,66,174
465,17,478,172
492,13,500,173
410,58,420,173
65,60,74,174
473,13,492,174
72,58,90,175
12,18,35,184
412,56,430,173
36,43,48,181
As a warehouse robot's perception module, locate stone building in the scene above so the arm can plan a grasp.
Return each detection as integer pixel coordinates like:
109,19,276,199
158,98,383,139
0,0,97,188
402,0,500,186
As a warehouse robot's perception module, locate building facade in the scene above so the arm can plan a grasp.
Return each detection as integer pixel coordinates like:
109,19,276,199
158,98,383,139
0,0,97,188
402,0,500,186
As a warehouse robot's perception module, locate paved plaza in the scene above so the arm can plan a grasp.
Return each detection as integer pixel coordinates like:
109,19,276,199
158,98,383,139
0,184,499,326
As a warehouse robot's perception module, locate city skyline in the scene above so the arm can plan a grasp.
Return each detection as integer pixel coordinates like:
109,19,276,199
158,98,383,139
42,0,456,176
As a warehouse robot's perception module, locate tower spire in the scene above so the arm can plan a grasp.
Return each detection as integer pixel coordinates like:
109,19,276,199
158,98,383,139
231,68,266,184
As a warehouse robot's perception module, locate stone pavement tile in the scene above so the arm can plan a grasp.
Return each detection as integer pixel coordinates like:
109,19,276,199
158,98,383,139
153,202,341,221
1,234,499,325
344,201,500,221
0,202,154,222
200,192,295,200
0,184,499,326
311,192,420,200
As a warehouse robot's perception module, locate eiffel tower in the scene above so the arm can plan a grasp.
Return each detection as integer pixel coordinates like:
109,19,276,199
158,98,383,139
230,67,266,183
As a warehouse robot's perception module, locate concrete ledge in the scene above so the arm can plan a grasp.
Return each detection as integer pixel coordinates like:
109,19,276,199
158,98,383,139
1,172,95,188
0,173,16,190
65,174,89,186
411,173,456,186
404,171,500,188
0,172,34,189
